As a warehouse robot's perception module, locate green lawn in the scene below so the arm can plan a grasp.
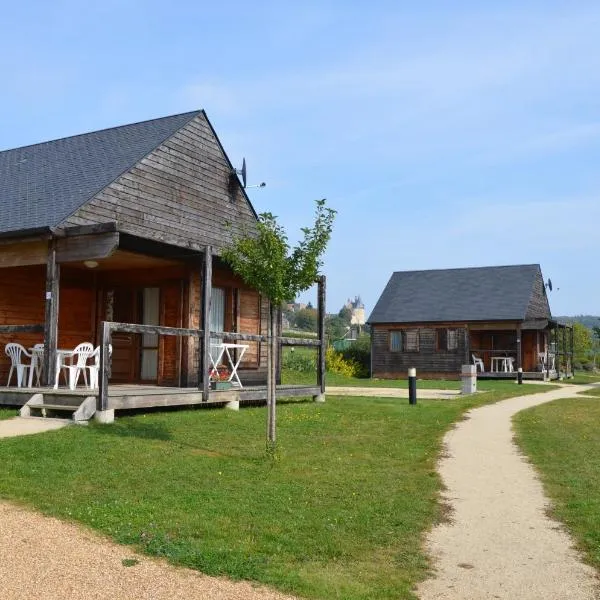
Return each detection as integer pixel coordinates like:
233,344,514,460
577,386,600,397
283,368,546,392
0,407,18,420
0,383,552,599
562,373,600,384
514,397,600,570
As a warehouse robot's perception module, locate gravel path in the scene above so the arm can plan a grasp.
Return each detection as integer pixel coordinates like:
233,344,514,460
0,502,297,600
417,385,600,600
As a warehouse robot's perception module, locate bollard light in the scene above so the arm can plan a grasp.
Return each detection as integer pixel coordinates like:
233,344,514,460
408,367,417,405
517,367,523,385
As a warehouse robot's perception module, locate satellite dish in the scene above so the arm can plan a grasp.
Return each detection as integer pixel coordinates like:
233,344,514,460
232,158,247,188
545,278,553,292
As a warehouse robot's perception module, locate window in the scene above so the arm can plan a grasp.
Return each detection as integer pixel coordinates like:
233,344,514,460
437,328,459,351
390,331,402,352
447,329,458,351
405,329,419,352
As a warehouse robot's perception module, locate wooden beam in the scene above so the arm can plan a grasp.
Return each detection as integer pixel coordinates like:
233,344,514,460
60,221,118,237
516,324,522,373
0,240,48,268
200,246,212,399
55,232,119,263
98,321,111,411
317,275,326,396
106,322,203,337
43,240,59,387
0,325,44,334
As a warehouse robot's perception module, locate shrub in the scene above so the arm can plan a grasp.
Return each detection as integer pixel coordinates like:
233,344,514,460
326,346,362,378
340,333,370,377
282,348,316,373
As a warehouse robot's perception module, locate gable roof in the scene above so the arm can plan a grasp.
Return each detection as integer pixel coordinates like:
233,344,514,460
367,264,551,324
0,110,204,236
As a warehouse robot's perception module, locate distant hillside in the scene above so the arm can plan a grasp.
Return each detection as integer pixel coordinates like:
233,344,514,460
555,315,600,330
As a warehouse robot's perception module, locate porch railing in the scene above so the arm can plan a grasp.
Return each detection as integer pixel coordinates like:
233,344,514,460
98,321,323,412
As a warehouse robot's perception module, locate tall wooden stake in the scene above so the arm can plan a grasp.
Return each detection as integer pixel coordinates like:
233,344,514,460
266,302,277,448
315,275,326,402
200,246,213,400
43,239,59,387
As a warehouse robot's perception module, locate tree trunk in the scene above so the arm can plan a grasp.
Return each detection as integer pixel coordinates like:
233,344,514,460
266,302,278,450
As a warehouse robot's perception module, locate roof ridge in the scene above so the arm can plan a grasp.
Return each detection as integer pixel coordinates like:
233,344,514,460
391,264,540,275
0,109,203,155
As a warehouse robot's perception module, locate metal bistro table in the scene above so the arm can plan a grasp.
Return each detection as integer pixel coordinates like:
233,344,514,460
209,343,249,388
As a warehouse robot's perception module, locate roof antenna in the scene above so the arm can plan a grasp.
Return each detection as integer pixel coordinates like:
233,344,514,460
545,278,553,292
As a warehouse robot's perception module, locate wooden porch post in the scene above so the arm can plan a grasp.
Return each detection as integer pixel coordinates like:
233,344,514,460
43,239,60,387
98,321,111,412
464,325,470,367
516,324,522,373
200,246,212,400
315,275,326,402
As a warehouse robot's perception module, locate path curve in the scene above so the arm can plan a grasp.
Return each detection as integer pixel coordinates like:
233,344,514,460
417,385,600,600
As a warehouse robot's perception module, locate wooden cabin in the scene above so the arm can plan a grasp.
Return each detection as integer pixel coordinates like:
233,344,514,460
367,265,573,381
0,111,324,418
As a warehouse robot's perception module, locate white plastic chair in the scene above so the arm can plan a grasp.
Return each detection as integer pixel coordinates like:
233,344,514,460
472,353,485,373
87,344,112,390
57,343,94,390
31,343,45,387
5,343,32,387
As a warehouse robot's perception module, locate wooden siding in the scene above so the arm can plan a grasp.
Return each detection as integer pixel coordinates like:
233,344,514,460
60,114,257,253
0,266,96,383
371,324,466,378
0,265,45,382
373,321,547,378
525,269,551,320
0,261,267,388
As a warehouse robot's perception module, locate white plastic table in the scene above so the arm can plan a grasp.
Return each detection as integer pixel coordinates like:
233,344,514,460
209,343,249,388
28,348,77,389
491,356,513,373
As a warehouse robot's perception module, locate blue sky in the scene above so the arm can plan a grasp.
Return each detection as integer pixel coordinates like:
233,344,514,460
2,1,599,317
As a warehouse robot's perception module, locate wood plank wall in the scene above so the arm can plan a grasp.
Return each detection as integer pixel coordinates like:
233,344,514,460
525,270,552,320
0,263,268,387
371,324,466,378
61,114,257,253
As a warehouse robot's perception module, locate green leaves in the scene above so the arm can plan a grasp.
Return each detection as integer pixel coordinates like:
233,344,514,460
222,199,336,304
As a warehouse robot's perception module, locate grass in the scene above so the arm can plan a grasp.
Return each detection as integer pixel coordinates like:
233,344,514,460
0,383,552,599
514,396,600,571
0,407,18,420
561,373,600,384
578,386,600,397
282,368,548,392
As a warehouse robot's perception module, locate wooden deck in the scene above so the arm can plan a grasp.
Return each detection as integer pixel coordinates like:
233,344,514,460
477,370,562,381
0,384,322,410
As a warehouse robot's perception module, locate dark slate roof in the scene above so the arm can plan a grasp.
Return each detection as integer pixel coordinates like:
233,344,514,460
0,110,202,236
367,264,544,324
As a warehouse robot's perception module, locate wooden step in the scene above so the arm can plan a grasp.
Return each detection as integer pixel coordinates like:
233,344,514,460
29,404,78,412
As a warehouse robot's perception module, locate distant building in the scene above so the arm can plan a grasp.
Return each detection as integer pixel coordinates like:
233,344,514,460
345,296,365,326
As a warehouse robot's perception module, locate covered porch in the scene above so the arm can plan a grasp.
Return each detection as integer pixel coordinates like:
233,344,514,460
0,225,326,420
469,319,573,381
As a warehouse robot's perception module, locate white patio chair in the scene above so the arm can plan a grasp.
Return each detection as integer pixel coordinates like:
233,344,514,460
472,353,485,373
86,344,112,390
31,343,45,386
57,343,94,390
539,352,548,371
5,343,32,387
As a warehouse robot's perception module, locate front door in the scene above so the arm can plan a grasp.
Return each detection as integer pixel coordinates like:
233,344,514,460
104,286,160,383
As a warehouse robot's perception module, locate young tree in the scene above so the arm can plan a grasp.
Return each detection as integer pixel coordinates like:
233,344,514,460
222,199,336,450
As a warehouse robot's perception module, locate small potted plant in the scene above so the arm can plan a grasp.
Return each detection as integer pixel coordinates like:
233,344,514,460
210,366,231,390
